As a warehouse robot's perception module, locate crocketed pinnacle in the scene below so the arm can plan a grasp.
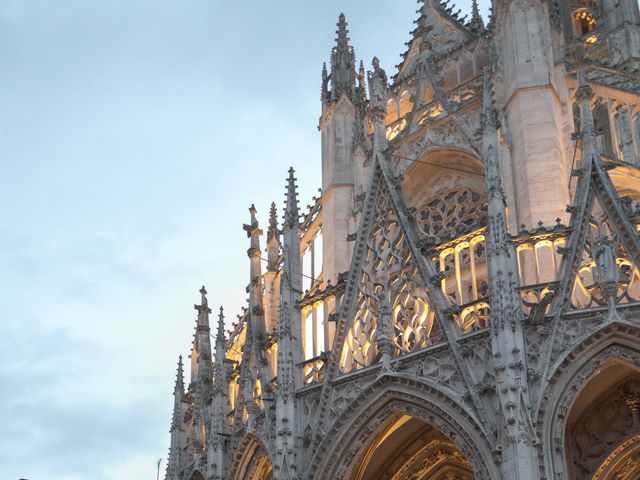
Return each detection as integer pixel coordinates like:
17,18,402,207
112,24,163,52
329,13,357,102
284,167,299,229
216,307,226,350
174,355,184,393
268,202,278,241
469,0,484,33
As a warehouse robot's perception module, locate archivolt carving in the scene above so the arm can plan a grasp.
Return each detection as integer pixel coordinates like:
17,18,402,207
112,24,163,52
340,191,443,373
536,328,640,479
592,435,640,480
228,434,273,480
569,378,639,478
307,375,498,480
417,188,487,247
389,440,474,480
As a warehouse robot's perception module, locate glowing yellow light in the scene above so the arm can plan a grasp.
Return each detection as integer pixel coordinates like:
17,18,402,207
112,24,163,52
586,34,598,44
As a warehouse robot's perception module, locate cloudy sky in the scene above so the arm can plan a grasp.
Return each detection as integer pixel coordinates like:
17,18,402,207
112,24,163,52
0,1,488,478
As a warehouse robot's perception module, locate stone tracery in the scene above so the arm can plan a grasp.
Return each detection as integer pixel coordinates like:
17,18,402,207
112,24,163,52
417,187,488,247
340,182,443,373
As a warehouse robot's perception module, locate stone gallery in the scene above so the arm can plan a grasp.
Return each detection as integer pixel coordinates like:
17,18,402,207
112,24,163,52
164,0,640,478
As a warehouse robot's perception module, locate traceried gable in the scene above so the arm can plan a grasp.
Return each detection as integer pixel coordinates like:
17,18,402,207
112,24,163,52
339,172,444,372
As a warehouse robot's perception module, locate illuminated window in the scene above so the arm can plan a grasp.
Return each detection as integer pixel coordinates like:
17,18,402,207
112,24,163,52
573,10,596,36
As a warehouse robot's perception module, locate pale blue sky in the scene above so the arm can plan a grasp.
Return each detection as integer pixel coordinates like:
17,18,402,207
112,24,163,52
0,1,488,478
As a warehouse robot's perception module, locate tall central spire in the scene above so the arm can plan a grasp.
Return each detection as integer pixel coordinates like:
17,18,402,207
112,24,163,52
329,13,358,103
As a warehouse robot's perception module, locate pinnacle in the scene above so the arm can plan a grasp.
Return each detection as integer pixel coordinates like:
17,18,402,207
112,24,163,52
268,202,279,238
284,168,300,229
216,306,226,347
337,13,348,41
469,0,484,32
175,355,184,391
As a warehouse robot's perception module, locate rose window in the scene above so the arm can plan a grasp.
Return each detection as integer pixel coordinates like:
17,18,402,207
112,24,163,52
417,188,487,247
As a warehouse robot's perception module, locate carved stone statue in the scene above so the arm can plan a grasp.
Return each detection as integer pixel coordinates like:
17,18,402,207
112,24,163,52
368,57,388,112
594,236,619,300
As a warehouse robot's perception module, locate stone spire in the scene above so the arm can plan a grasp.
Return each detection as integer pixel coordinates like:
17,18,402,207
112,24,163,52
210,307,227,480
281,168,303,371
215,306,226,353
191,286,213,401
482,68,538,479
191,286,213,454
329,13,358,103
468,0,484,33
243,205,267,337
273,168,304,479
167,355,186,480
171,355,184,430
284,168,300,229
267,202,280,271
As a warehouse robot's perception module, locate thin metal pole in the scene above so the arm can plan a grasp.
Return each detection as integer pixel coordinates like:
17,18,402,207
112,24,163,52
156,458,162,480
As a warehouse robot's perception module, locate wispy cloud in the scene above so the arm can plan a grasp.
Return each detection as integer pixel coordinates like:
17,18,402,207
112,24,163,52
0,0,488,477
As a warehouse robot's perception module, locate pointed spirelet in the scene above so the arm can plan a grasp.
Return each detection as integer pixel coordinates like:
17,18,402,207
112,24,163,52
321,62,329,101
469,0,484,33
174,355,184,393
216,307,226,350
268,202,278,240
284,167,300,229
336,12,349,52
330,13,357,102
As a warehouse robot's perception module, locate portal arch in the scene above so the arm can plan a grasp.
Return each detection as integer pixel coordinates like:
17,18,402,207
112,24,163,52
539,323,640,479
228,433,273,480
306,374,498,479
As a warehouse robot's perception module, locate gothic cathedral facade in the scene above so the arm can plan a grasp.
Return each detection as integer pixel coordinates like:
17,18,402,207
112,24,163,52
165,0,640,478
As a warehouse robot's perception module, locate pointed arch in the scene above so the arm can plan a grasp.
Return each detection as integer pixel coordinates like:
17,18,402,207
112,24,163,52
189,470,205,480
228,433,273,480
538,323,640,479
305,374,499,480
